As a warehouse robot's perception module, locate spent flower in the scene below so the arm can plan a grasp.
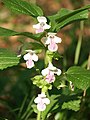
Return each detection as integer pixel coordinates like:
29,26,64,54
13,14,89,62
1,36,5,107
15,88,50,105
45,32,62,52
41,62,61,83
34,93,50,111
23,50,38,69
33,16,51,33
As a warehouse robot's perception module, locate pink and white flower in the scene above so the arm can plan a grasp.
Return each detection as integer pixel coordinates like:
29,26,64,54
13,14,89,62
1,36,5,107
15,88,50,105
45,32,62,52
34,93,50,111
33,16,51,33
41,62,61,83
23,50,38,69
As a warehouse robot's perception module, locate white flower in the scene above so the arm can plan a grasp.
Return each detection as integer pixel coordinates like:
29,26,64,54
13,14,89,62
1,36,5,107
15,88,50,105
23,50,38,69
34,93,50,111
45,32,62,52
41,62,61,83
33,16,51,33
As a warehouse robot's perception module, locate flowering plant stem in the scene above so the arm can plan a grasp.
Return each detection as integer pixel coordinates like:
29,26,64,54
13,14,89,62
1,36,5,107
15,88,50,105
37,111,41,120
74,21,84,65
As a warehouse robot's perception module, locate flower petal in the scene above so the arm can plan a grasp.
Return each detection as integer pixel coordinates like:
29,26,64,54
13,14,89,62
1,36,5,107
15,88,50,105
43,24,51,29
48,62,56,70
43,98,50,105
26,59,34,69
33,23,40,29
55,68,62,75
23,53,31,60
54,36,62,43
41,68,49,76
36,28,44,33
38,93,46,98
48,32,57,36
37,16,47,23
34,97,41,103
48,43,58,52
46,71,55,83
45,37,51,45
37,103,46,111
32,53,38,62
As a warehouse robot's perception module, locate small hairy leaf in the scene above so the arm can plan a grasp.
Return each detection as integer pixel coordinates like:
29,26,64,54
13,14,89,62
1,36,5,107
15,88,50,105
3,0,43,17
0,49,19,70
66,66,90,90
62,99,81,111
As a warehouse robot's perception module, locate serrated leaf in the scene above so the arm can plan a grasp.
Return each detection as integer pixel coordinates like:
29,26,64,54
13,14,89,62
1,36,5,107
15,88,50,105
0,49,19,70
62,99,81,111
66,66,90,90
0,27,45,41
3,0,43,17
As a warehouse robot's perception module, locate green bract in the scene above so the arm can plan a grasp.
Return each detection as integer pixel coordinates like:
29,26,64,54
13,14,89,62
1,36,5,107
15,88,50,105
31,75,52,91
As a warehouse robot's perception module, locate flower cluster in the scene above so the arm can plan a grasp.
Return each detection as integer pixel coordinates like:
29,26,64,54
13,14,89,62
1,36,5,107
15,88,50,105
23,16,62,111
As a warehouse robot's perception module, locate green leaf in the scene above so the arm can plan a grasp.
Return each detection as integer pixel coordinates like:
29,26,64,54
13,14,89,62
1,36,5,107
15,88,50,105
48,5,90,31
0,27,45,41
3,0,43,17
62,99,81,111
0,49,19,70
66,66,90,90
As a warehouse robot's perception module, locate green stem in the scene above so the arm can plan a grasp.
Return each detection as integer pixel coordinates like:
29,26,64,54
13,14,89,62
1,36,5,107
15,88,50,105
37,111,41,120
74,21,84,65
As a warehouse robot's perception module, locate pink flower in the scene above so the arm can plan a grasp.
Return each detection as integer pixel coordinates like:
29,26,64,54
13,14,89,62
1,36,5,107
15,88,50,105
33,16,51,33
23,50,38,69
41,62,61,83
45,32,62,52
34,93,50,111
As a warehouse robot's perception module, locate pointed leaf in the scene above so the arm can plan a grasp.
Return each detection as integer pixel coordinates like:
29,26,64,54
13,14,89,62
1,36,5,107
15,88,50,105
0,49,19,70
0,27,45,41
